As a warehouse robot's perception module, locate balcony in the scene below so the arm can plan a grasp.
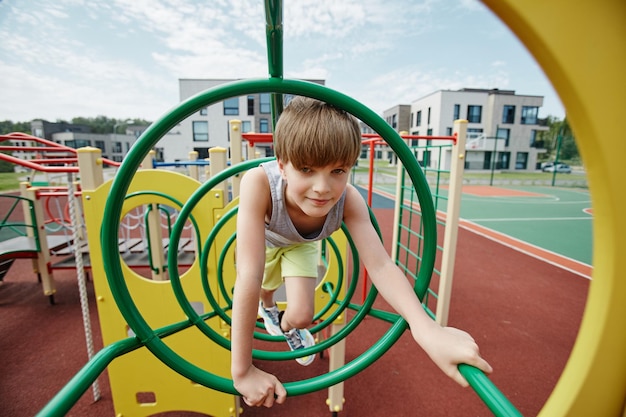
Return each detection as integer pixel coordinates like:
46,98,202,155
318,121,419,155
466,135,506,151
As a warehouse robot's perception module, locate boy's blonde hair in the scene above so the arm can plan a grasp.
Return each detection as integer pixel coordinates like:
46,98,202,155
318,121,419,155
273,96,362,168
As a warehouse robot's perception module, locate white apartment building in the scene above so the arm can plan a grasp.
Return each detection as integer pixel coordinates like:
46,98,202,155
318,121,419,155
384,88,549,171
162,79,325,163
18,120,140,169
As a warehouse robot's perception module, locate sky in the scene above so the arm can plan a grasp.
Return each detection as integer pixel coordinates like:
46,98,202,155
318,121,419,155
0,0,565,123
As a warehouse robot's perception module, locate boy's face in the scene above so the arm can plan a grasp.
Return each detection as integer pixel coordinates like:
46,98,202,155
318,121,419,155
277,159,351,218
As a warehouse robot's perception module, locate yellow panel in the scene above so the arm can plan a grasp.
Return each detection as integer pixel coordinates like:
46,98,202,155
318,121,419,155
480,1,626,415
315,231,348,324
82,170,238,417
213,197,240,331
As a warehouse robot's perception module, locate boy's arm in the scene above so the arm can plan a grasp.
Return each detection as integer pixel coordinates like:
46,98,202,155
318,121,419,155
342,185,492,386
231,167,286,406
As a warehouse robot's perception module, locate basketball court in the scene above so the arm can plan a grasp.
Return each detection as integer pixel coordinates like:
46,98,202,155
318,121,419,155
369,183,593,277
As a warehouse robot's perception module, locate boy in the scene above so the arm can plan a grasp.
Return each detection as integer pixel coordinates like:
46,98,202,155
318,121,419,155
231,97,492,408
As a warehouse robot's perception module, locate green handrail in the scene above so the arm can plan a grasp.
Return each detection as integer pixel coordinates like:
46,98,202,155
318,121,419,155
459,365,524,417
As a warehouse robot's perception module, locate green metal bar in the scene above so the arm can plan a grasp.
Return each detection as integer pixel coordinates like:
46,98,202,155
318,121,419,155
36,338,141,417
264,0,283,79
141,204,160,275
0,195,40,252
264,0,284,127
459,364,524,417
346,302,401,324
36,314,220,417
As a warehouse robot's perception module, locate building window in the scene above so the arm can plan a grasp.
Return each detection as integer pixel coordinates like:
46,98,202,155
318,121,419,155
193,121,209,141
242,121,252,133
427,107,431,124
502,105,515,124
223,97,239,115
283,94,294,106
259,118,269,133
194,147,209,159
410,112,413,127
515,152,528,169
416,110,422,127
467,128,483,139
112,141,122,153
453,104,460,121
200,107,208,116
529,130,544,148
391,114,397,129
446,127,453,136
80,139,90,148
260,94,271,114
496,127,510,147
521,106,539,124
65,139,91,149
247,96,255,116
467,105,482,123
95,140,105,151
499,152,511,169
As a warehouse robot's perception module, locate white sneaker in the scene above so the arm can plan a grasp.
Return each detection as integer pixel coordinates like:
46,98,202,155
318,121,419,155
257,301,283,336
283,327,315,366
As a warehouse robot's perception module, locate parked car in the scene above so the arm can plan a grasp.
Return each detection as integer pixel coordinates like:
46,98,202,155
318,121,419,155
543,163,572,173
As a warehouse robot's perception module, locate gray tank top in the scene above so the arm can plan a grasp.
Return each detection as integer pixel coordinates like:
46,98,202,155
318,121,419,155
261,160,346,248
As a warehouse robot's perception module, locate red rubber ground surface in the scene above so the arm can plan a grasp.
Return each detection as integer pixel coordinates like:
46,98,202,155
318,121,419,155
0,202,589,416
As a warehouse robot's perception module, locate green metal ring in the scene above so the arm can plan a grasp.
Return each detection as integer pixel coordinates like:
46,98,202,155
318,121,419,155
101,77,436,396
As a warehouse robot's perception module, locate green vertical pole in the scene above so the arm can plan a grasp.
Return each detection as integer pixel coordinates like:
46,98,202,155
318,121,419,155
264,0,284,129
490,129,498,186
551,123,564,186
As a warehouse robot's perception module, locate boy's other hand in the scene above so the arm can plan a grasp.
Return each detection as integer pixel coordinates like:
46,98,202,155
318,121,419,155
233,365,287,407
417,326,493,387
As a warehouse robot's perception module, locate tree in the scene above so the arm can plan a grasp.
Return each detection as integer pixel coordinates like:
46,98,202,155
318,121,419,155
537,116,580,163
0,120,30,135
0,121,31,172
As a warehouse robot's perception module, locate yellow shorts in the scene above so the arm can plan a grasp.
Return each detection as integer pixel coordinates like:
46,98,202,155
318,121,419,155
262,242,318,291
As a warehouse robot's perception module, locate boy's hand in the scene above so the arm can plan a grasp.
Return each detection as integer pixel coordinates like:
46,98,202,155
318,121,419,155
416,326,493,387
233,365,287,407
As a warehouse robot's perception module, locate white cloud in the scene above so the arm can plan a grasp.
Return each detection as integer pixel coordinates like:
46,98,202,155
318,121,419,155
285,0,367,38
457,0,486,12
0,60,172,121
0,0,564,122
350,64,512,115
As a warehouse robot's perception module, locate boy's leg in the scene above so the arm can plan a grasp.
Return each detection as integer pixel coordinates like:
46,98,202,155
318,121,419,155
281,275,317,366
258,247,285,336
260,287,276,309
281,276,317,331
280,241,319,331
